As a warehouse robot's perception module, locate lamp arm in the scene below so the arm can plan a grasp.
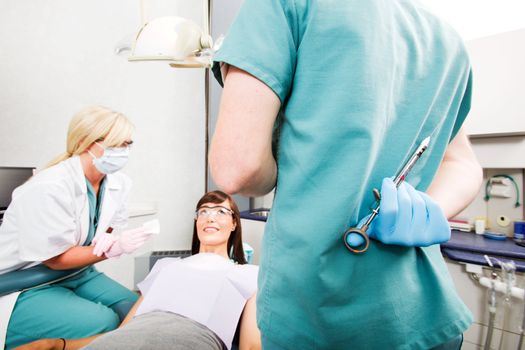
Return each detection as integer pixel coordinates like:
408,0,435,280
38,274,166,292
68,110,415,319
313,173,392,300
203,0,210,37
140,0,147,27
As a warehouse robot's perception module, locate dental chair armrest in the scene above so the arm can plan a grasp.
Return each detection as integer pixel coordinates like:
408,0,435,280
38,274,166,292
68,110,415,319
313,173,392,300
0,264,85,297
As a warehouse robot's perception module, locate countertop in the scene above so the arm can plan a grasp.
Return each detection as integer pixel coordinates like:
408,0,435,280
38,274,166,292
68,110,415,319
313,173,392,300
240,209,270,222
241,210,525,270
441,230,525,271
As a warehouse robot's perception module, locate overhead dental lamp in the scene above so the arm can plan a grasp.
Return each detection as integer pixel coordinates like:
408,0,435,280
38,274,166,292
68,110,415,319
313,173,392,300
128,0,216,68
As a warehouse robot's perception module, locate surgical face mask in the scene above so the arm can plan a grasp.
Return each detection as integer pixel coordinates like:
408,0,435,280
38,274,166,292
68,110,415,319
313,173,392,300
88,142,129,174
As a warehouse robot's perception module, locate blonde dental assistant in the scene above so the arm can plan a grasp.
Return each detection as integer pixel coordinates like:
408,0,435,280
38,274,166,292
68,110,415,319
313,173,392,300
0,106,153,349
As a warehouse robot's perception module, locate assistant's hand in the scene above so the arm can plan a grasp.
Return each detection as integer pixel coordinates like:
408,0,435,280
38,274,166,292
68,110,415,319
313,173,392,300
92,227,153,258
92,232,118,257
351,178,451,247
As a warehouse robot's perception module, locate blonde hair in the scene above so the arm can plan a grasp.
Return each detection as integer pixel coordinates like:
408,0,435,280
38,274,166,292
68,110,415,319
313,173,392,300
47,106,134,167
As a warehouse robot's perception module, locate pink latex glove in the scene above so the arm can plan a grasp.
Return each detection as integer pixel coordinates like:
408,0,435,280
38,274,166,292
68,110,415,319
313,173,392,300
92,233,118,257
93,227,153,258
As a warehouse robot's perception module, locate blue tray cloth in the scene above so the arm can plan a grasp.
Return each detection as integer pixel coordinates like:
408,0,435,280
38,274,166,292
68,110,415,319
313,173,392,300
441,230,525,271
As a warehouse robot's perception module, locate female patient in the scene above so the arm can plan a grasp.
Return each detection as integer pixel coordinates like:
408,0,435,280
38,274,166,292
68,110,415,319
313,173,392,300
16,191,260,350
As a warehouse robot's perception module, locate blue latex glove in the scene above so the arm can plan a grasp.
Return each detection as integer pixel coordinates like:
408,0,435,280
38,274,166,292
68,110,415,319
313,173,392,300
346,178,451,247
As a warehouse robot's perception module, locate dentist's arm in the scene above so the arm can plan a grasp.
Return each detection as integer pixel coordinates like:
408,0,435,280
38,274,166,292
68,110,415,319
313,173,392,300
239,295,261,350
426,128,483,218
210,66,280,197
43,246,105,270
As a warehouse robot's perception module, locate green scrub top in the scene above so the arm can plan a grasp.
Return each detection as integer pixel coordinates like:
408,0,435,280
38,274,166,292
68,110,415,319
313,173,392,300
85,178,106,246
213,0,473,348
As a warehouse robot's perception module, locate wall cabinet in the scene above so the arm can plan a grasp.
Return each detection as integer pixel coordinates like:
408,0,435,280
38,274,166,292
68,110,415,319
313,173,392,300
463,28,525,137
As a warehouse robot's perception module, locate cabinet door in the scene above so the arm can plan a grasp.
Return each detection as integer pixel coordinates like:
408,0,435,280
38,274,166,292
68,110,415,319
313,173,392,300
463,28,525,137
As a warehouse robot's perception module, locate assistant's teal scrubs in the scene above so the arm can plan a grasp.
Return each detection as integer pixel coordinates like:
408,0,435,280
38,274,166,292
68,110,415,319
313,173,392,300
6,179,137,349
85,178,106,245
213,0,473,348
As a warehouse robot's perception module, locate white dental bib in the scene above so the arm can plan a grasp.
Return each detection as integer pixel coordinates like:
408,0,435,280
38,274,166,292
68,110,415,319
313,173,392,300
136,253,258,349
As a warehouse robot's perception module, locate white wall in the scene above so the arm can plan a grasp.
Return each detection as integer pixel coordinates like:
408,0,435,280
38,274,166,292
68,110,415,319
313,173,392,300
0,1,208,286
419,0,525,40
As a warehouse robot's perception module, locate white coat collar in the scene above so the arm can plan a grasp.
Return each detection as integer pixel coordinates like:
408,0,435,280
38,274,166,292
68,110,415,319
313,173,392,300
105,174,123,190
63,155,127,238
62,156,86,195
64,156,123,193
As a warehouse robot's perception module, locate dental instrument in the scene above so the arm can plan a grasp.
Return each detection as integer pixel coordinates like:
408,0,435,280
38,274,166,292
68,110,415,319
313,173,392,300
518,296,525,350
484,255,499,350
498,259,516,350
343,136,430,253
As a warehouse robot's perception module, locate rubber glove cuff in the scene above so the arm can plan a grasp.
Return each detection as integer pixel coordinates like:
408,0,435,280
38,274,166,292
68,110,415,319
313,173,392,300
104,227,154,258
92,233,118,257
352,178,451,247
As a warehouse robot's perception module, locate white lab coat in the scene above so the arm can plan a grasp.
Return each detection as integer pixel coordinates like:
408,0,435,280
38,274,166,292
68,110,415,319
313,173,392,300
0,156,131,348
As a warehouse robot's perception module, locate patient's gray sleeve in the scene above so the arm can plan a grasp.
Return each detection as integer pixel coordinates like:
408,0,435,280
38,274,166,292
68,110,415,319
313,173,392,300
81,311,227,350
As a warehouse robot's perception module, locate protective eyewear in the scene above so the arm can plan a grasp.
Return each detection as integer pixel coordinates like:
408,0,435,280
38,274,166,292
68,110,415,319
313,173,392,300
195,206,234,220
95,139,133,149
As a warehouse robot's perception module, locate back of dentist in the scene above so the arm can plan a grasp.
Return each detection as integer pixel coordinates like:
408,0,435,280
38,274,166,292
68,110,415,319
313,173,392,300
0,106,153,349
210,0,483,349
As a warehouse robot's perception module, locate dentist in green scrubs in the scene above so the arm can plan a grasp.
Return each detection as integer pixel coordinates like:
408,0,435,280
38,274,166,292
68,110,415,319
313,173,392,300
209,0,483,349
0,106,153,349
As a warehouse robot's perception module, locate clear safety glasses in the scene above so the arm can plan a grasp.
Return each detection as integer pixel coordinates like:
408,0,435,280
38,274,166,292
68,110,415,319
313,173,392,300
95,139,134,149
195,206,234,220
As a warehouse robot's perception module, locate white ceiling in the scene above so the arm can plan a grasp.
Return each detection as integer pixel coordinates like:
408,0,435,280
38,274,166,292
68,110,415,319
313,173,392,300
419,0,525,40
